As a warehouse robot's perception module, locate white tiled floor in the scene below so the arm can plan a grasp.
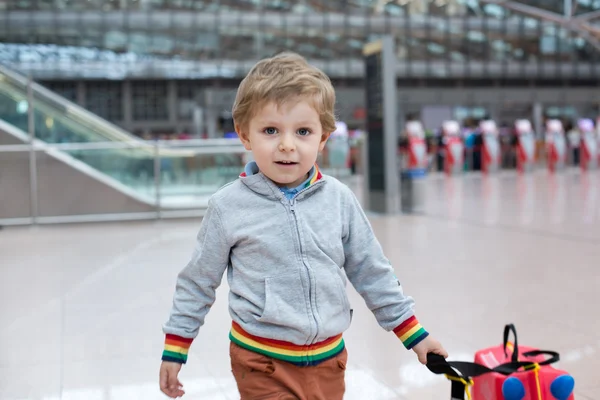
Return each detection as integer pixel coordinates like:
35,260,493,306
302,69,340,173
1,168,599,400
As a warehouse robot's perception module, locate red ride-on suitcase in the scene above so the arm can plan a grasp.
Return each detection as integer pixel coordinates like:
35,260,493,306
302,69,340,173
427,324,575,400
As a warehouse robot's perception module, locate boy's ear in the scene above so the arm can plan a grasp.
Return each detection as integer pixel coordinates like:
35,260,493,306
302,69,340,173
318,132,331,152
235,124,252,150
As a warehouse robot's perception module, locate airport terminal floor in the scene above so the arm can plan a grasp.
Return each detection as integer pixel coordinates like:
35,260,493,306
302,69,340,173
1,169,599,400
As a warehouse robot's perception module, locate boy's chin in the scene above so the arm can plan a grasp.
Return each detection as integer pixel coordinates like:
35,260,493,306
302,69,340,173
269,174,309,188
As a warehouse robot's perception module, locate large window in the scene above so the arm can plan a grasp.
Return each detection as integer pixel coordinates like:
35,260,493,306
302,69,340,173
86,81,124,121
132,81,168,121
43,81,78,103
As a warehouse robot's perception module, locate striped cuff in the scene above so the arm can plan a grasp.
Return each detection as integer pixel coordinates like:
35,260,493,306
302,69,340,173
162,334,193,364
393,316,429,350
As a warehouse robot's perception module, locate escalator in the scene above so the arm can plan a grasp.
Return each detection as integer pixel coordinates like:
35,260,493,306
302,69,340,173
0,65,246,223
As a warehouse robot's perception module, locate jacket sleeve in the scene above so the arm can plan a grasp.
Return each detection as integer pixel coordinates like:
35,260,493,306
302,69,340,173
342,190,429,350
161,198,231,363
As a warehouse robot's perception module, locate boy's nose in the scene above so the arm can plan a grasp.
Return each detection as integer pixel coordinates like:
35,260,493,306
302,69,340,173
278,133,296,152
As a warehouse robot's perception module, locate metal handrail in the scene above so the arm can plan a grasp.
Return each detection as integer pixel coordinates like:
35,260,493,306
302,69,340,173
0,139,247,155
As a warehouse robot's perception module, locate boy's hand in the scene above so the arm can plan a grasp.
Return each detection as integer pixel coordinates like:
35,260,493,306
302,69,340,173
412,336,448,365
159,361,185,398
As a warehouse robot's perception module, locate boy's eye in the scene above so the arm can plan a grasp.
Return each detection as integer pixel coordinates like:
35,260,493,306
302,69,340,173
264,127,278,135
297,128,311,136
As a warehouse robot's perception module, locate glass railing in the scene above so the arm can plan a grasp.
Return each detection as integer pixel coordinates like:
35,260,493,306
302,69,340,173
41,140,249,210
0,133,250,222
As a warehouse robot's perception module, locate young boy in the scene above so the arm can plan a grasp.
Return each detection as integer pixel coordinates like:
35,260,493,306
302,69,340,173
159,52,447,399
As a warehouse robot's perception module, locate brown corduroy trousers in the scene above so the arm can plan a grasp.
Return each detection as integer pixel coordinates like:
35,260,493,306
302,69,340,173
230,342,347,400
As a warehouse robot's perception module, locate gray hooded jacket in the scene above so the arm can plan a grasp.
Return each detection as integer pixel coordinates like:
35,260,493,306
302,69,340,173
163,171,418,346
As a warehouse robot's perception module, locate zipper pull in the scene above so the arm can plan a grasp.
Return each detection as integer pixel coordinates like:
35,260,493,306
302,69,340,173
290,199,296,212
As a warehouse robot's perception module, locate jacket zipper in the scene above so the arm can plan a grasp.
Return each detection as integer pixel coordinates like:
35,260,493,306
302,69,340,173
289,195,320,353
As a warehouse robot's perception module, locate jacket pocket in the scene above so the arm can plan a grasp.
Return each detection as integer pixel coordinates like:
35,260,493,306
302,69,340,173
257,271,311,335
315,274,351,334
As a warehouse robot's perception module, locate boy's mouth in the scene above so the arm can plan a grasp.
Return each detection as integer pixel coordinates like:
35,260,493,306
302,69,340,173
275,161,298,165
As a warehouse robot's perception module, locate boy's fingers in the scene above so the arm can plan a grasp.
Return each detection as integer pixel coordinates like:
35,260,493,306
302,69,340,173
172,377,185,397
159,367,183,398
433,347,449,358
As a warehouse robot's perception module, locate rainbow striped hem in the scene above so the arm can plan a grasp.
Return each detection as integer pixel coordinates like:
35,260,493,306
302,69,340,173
162,334,193,364
229,322,344,367
393,316,429,349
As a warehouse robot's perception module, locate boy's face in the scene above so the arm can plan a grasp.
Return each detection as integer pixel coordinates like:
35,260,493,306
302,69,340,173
237,100,329,188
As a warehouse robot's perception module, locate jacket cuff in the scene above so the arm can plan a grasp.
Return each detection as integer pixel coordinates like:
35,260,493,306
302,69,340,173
393,316,429,349
162,334,193,364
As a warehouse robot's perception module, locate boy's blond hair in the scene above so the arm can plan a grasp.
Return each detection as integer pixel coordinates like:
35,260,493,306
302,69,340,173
232,52,336,138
